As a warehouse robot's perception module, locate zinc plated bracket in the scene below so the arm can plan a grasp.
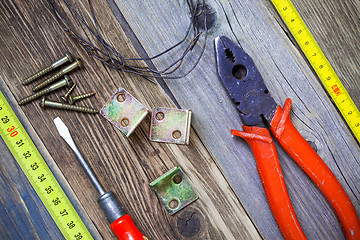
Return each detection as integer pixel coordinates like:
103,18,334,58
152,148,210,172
150,166,198,215
100,88,149,137
150,107,192,144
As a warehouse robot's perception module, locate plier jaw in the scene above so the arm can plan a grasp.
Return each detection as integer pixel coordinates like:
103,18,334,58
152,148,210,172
215,36,277,127
215,35,360,240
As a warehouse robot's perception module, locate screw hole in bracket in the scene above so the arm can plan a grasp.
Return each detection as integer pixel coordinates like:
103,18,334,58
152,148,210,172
149,166,198,215
116,92,126,102
120,117,129,127
169,198,180,209
172,130,182,139
172,174,183,184
155,112,165,121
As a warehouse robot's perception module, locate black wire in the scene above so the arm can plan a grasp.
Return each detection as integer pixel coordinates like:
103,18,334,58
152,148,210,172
48,0,208,82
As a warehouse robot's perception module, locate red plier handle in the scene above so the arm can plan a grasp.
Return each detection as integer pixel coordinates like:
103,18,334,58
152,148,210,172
231,98,360,240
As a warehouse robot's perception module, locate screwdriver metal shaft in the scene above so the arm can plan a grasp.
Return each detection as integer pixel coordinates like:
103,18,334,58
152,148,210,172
54,117,147,240
62,134,105,196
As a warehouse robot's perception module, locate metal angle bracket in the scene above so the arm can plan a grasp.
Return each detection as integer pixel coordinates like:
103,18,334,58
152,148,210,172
150,166,198,215
150,107,192,144
100,88,149,137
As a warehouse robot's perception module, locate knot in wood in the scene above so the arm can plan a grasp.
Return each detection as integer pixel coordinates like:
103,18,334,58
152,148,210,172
194,3,216,30
177,210,201,237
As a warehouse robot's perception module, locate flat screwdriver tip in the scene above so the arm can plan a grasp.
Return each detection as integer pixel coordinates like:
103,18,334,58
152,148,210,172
53,117,106,196
53,117,73,144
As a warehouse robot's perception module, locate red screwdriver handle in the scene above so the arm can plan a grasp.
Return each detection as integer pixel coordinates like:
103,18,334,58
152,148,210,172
110,214,148,240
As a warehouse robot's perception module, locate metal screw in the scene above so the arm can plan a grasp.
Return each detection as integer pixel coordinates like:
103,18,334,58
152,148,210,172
61,83,77,102
68,92,95,105
40,97,98,114
33,59,83,92
22,52,74,85
18,75,73,105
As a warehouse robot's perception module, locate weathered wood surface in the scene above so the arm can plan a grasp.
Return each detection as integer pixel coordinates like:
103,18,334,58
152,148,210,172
0,0,260,239
280,0,360,107
111,0,360,239
0,0,359,240
0,83,103,239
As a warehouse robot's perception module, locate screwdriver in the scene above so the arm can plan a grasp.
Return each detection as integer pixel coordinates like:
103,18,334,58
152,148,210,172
53,117,148,240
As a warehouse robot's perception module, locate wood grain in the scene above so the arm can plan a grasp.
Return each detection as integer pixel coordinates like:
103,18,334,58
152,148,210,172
0,0,359,239
111,0,360,239
0,0,260,239
0,76,102,240
283,0,360,107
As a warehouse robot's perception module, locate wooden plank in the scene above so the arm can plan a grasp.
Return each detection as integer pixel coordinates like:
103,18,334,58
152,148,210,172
271,0,360,107
0,139,60,240
111,0,360,239
0,135,64,240
0,0,261,239
0,78,103,240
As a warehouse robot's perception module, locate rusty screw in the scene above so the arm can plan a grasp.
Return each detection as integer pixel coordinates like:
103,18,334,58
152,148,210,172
18,75,73,105
68,92,95,105
22,52,74,85
61,82,77,102
40,97,98,114
33,59,83,92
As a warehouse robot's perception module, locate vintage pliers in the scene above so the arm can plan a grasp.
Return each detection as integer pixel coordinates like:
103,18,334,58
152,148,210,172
215,36,360,240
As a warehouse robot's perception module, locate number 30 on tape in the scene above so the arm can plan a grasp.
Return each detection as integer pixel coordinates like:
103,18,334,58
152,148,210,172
0,90,93,240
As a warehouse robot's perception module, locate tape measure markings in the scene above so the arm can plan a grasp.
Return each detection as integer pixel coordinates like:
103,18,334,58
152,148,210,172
0,90,93,240
271,0,360,143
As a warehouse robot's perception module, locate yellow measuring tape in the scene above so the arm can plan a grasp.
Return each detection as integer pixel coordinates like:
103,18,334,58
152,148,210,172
270,0,360,144
0,90,93,240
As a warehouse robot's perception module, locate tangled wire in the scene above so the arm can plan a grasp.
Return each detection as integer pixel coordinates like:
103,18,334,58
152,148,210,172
48,0,209,83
